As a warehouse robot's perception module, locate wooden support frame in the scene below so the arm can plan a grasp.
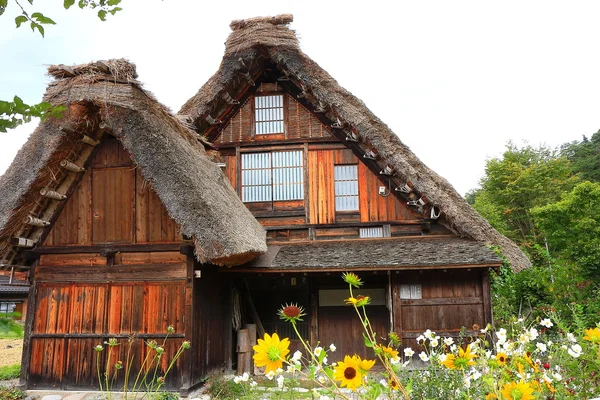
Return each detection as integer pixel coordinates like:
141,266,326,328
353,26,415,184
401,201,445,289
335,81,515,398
18,261,37,389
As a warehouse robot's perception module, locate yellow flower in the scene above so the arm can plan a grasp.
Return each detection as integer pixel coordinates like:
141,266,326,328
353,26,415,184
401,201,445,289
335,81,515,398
378,345,399,359
345,295,370,307
501,380,535,400
359,356,376,371
584,327,600,344
252,333,290,373
485,394,497,400
333,355,363,391
389,378,400,391
440,344,477,370
496,352,509,366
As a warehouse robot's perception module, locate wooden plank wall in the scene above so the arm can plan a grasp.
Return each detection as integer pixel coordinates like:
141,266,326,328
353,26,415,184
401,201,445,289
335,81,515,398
44,138,182,247
216,92,332,144
28,278,186,389
391,269,486,352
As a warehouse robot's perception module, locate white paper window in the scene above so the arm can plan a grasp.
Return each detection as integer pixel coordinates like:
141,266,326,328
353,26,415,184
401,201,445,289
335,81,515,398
0,302,16,314
241,151,304,202
334,165,359,211
255,95,284,134
359,227,384,238
400,284,422,299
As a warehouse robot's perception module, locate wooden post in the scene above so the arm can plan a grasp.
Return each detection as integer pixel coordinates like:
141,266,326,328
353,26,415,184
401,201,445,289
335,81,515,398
482,269,493,328
391,274,403,346
237,329,251,375
18,261,37,389
246,324,258,375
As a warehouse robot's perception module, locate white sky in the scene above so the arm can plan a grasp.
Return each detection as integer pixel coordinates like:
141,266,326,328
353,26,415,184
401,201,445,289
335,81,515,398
1,1,599,195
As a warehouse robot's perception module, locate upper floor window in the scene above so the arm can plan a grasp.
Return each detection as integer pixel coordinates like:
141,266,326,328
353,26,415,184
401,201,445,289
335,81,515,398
255,95,284,134
241,150,304,202
334,165,359,211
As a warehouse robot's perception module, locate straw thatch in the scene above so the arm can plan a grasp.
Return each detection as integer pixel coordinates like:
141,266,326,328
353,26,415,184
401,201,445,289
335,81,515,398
0,59,266,267
179,15,531,271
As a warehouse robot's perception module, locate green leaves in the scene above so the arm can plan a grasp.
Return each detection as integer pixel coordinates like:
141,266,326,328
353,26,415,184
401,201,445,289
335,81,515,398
0,0,8,16
14,14,27,27
64,0,75,9
0,96,65,133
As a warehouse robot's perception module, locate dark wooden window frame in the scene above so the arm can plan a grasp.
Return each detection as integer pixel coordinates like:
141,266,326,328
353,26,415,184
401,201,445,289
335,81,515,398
252,92,288,138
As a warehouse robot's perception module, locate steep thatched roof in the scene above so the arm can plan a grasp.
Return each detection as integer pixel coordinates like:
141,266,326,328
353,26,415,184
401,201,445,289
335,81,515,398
179,14,530,272
0,59,266,267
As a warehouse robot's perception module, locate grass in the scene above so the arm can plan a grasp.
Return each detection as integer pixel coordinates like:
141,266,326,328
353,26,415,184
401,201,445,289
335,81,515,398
0,364,20,380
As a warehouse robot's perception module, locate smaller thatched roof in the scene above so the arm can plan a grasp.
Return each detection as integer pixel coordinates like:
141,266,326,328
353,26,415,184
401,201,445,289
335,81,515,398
236,237,502,273
178,15,530,272
0,59,267,267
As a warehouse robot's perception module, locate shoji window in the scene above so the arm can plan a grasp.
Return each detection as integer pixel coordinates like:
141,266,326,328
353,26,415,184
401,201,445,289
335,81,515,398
241,150,304,202
334,165,359,211
255,95,284,134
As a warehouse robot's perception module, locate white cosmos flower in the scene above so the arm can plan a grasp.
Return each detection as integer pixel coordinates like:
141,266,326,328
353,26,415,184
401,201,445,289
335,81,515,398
444,337,454,346
540,318,553,328
291,350,302,362
424,329,435,339
450,344,457,352
567,333,577,343
496,328,507,344
568,344,582,358
233,376,242,384
536,342,547,353
329,344,336,352
390,356,400,364
266,370,275,380
528,328,539,340
416,335,425,343
277,375,284,388
553,372,562,381
317,375,326,384
314,346,323,356
419,352,429,362
430,338,439,347
379,379,388,387
250,380,258,387
404,347,415,357
241,372,250,382
471,370,482,380
438,354,447,362
322,357,328,365
286,365,297,373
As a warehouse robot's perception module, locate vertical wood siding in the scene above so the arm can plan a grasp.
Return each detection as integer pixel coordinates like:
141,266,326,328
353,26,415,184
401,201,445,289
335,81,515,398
29,281,186,389
43,138,182,246
217,94,332,143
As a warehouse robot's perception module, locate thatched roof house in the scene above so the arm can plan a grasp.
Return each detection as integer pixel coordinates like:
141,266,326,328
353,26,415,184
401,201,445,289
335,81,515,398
0,59,266,268
179,14,530,271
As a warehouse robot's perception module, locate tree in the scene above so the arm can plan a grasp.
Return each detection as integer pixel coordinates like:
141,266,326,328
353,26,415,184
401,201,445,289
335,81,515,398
561,129,600,183
470,142,578,244
533,181,600,282
0,0,122,132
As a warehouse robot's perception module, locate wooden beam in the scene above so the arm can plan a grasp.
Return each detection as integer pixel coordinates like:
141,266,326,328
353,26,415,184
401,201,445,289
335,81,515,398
224,263,500,274
482,269,493,328
31,242,190,255
242,279,265,338
18,261,36,388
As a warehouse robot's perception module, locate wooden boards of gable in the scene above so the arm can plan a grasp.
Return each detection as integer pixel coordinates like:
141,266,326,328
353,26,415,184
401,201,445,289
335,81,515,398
43,138,182,247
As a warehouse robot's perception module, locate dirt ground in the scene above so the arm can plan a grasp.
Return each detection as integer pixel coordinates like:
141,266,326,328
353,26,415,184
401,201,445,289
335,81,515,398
0,338,23,367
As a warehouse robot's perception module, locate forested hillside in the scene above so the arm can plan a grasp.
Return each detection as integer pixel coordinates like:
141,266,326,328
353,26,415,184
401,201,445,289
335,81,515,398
467,130,600,327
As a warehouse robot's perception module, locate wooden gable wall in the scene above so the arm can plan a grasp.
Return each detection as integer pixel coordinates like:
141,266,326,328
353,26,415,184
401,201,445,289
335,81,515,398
212,83,444,240
43,138,182,247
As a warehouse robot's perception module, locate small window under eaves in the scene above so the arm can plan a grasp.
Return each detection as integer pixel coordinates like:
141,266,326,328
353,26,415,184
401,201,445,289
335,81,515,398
255,95,284,134
359,227,383,238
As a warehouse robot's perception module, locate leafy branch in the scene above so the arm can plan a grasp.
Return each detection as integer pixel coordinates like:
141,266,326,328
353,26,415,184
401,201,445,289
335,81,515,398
0,96,66,133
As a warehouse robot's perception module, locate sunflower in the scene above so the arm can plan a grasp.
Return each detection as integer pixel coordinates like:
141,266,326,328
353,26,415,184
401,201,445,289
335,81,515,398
584,327,600,344
501,380,535,400
333,355,363,391
485,394,497,400
389,378,400,391
345,295,370,307
342,272,363,288
252,333,290,373
440,344,477,370
496,352,509,366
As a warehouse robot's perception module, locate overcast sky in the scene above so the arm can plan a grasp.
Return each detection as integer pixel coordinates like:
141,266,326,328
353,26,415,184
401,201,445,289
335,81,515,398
1,1,599,195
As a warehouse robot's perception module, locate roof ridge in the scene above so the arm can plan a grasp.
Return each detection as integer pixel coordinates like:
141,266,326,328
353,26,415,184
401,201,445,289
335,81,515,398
230,14,293,31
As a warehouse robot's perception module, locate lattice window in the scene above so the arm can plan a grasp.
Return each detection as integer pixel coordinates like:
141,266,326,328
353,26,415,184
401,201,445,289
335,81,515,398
241,151,304,202
0,302,16,315
359,227,383,238
334,165,359,211
400,284,422,300
255,95,284,134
